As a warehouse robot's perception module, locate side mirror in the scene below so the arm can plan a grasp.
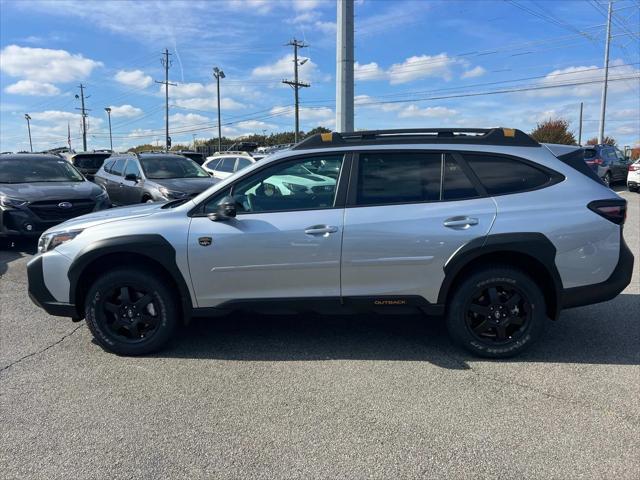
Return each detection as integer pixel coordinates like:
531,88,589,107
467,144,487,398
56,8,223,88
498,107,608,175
207,196,237,221
124,173,138,182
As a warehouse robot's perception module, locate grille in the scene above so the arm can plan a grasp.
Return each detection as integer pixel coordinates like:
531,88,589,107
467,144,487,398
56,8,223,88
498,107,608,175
28,199,95,221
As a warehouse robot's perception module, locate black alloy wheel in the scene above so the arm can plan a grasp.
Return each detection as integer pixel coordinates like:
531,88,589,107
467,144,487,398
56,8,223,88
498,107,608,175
101,285,160,343
464,284,530,344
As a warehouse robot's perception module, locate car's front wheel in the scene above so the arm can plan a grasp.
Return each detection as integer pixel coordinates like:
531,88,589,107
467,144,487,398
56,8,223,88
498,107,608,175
85,268,178,355
446,266,547,358
603,172,611,187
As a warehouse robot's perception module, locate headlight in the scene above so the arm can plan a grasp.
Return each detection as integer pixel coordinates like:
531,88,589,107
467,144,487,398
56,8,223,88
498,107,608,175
0,195,29,207
158,187,187,199
38,229,83,253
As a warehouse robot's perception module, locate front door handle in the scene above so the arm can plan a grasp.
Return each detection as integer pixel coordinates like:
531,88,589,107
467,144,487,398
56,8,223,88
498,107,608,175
304,225,338,235
443,216,479,229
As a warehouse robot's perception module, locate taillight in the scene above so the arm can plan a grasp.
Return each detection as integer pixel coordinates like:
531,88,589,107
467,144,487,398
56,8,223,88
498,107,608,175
588,158,604,165
588,199,627,225
629,164,639,172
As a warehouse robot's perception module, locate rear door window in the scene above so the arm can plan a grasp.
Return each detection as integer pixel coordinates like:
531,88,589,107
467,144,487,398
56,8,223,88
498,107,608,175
464,154,551,195
111,159,126,176
356,152,441,205
442,154,479,200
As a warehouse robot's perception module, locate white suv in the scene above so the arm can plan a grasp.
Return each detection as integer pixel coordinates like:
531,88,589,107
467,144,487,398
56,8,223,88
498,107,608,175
203,152,256,180
27,128,633,358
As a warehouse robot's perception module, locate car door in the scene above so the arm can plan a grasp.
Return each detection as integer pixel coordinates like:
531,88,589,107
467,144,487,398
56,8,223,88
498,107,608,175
106,158,126,205
120,158,144,204
341,151,496,304
187,153,349,307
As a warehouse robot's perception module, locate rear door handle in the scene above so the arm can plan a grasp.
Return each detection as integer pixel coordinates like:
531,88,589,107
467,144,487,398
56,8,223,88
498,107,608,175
443,216,479,229
304,225,338,235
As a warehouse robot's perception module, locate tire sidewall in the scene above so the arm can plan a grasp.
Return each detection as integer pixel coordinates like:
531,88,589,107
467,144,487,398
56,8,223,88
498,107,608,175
446,268,546,358
85,269,177,355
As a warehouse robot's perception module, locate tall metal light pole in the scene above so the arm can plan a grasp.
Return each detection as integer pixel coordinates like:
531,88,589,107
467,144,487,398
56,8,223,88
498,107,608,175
24,114,33,152
336,0,354,133
213,67,225,152
598,1,612,144
578,102,583,145
104,107,113,151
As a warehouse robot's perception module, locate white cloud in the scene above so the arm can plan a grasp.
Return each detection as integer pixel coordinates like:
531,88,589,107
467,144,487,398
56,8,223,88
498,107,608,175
0,45,102,82
529,61,640,98
252,55,319,82
5,80,60,96
388,54,458,84
175,97,245,111
461,66,486,79
355,62,386,81
314,20,336,34
355,53,463,85
169,113,210,128
398,105,458,119
114,69,153,89
293,0,322,11
107,104,143,118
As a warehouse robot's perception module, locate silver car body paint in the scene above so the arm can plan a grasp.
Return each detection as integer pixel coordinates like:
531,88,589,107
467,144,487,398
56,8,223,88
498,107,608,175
36,142,624,308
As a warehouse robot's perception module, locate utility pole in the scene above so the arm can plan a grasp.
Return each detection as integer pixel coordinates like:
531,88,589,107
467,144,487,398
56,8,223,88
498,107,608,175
155,48,176,152
24,114,32,152
336,0,354,133
282,39,310,143
75,84,89,151
578,102,583,145
213,67,225,152
598,1,612,144
104,107,113,151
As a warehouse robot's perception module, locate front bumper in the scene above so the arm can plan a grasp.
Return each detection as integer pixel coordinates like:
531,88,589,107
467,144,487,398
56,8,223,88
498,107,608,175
27,255,78,318
562,236,634,308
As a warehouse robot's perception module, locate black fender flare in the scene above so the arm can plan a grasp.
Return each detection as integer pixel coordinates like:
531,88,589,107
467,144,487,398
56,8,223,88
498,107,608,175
437,233,563,318
67,234,193,320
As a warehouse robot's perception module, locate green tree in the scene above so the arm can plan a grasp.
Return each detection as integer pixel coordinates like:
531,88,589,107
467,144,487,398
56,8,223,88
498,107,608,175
530,119,577,145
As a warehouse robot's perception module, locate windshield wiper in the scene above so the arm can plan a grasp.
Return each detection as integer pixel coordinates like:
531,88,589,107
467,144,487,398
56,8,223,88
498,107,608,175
161,198,190,209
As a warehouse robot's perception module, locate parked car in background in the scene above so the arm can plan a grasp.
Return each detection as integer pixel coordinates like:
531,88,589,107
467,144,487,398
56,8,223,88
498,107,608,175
203,152,257,180
0,153,110,240
227,141,258,153
27,128,633,358
173,150,205,165
627,159,640,192
94,152,218,206
64,151,113,181
583,144,629,186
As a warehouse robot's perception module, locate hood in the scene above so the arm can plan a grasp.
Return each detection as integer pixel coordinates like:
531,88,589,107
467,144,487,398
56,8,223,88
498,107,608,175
150,177,219,194
0,181,102,202
43,202,174,233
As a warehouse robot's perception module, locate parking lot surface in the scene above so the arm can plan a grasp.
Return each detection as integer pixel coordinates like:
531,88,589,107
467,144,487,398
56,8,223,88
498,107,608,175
1,188,638,479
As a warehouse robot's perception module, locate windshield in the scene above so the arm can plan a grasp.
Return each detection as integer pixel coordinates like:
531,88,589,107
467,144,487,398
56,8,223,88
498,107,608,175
140,156,209,179
0,159,85,183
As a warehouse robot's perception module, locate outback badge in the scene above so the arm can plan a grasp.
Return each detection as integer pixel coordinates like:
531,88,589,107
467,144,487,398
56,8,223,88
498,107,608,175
198,237,212,247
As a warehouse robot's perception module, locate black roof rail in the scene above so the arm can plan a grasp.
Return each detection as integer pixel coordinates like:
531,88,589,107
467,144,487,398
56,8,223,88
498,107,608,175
292,128,540,150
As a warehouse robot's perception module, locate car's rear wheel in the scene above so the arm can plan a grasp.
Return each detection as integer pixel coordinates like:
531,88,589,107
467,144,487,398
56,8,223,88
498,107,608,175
446,266,547,358
85,268,178,355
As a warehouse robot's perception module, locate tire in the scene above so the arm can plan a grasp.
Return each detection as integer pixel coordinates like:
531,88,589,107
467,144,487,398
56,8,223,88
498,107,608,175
446,266,547,358
85,268,178,355
142,195,153,203
603,172,611,187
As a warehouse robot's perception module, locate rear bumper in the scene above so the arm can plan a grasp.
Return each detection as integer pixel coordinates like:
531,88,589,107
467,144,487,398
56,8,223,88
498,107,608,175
27,255,78,318
562,236,634,308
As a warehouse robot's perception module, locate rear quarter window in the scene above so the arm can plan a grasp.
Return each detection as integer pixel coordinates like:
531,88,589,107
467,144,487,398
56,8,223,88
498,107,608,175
464,154,553,195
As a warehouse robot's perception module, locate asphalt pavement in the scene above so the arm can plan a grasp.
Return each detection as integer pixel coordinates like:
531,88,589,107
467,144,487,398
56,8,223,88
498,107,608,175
1,186,638,479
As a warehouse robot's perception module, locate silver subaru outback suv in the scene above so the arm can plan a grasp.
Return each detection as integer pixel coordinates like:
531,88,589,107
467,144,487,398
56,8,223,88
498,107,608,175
27,128,633,358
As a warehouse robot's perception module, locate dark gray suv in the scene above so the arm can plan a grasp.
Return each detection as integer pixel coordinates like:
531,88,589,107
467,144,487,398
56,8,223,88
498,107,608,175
0,153,110,239
94,153,219,206
583,144,629,186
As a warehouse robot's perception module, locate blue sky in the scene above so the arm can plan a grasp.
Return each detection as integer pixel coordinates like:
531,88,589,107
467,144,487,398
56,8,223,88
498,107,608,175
1,0,638,152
